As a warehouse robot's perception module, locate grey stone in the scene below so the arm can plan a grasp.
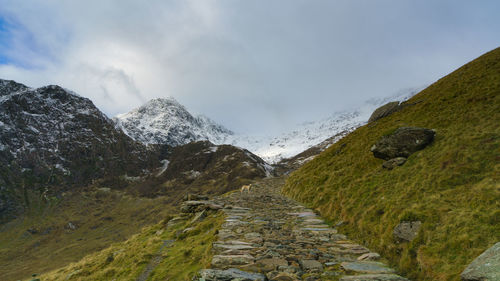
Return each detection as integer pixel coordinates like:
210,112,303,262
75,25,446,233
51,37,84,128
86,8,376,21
382,157,407,170
199,268,267,281
211,254,255,268
190,210,207,224
371,127,435,160
340,274,409,281
341,261,395,274
461,242,500,281
368,101,402,123
299,259,323,272
393,221,422,242
357,253,381,261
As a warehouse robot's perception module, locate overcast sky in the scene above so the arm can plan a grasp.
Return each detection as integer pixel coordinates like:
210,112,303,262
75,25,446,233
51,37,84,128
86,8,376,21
0,1,498,134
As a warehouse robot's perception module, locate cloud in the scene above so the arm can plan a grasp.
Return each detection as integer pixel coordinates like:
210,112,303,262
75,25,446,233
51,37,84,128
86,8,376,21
0,0,499,133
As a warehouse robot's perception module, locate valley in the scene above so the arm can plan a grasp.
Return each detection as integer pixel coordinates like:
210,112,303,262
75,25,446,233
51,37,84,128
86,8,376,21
0,47,498,281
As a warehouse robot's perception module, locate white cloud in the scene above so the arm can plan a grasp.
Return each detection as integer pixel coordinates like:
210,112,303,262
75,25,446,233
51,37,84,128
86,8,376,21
0,0,499,133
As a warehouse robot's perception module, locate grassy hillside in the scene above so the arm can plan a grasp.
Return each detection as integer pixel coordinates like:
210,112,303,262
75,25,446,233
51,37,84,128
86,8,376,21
282,47,500,280
0,188,173,280
35,209,223,281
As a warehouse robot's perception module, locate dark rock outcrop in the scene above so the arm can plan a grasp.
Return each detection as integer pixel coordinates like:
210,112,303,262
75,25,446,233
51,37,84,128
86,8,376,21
368,101,402,123
461,242,500,281
371,127,435,160
0,79,159,223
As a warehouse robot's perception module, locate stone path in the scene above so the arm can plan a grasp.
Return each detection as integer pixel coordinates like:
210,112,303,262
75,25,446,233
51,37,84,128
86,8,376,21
197,178,409,281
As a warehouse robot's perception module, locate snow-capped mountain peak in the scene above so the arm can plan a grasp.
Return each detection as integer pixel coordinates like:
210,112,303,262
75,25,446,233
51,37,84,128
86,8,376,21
113,87,421,164
113,97,233,147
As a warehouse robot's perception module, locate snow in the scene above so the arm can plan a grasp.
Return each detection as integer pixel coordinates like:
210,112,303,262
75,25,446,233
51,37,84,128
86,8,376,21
156,159,170,177
113,88,422,164
113,98,233,146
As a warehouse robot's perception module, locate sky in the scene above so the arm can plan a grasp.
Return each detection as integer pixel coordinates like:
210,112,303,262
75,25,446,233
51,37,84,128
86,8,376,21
0,1,499,134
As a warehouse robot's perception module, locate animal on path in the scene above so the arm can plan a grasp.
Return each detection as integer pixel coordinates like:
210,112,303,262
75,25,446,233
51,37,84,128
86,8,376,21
240,184,252,193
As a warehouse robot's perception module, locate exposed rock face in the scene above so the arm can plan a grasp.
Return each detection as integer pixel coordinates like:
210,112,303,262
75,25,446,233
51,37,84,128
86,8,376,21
0,79,158,222
368,101,402,123
159,141,273,198
461,242,500,281
371,127,436,160
393,221,422,242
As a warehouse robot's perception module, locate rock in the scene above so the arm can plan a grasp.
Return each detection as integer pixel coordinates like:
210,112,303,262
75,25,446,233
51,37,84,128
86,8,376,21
213,242,254,251
190,210,207,224
341,261,395,274
357,253,381,261
299,259,323,272
199,268,267,281
257,258,289,271
393,221,421,242
371,127,435,160
368,101,402,123
461,242,500,281
180,200,222,213
270,272,300,281
211,254,255,268
340,274,409,281
382,157,407,170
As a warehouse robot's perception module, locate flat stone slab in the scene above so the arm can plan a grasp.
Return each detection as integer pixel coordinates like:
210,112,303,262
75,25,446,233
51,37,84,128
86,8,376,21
288,211,317,217
300,259,323,271
199,268,266,281
304,218,325,224
340,274,409,281
341,261,395,274
358,252,381,261
211,254,255,267
302,227,334,231
213,243,254,251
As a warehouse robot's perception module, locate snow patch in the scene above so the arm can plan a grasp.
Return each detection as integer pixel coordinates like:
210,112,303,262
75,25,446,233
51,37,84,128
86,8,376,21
156,159,170,177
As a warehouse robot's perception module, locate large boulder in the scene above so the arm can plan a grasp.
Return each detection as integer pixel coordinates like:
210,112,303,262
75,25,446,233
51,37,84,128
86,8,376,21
461,242,500,281
371,127,435,160
368,101,402,123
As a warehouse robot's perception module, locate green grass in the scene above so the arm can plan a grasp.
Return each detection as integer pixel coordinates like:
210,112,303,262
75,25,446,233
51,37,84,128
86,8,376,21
35,211,223,281
0,188,173,281
282,47,500,280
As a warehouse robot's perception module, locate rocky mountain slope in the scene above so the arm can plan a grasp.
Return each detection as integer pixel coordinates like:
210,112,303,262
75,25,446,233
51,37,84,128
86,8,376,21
130,140,273,201
282,47,500,280
0,80,159,222
114,89,421,164
113,98,233,146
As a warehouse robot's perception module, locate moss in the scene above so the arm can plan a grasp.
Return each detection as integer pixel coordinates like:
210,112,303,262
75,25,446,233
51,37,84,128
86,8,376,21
282,47,500,280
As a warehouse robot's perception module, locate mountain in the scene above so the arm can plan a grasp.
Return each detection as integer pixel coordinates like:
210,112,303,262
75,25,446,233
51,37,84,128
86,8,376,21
114,89,421,164
132,140,274,200
282,47,500,280
228,87,421,164
0,80,159,222
113,98,233,147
